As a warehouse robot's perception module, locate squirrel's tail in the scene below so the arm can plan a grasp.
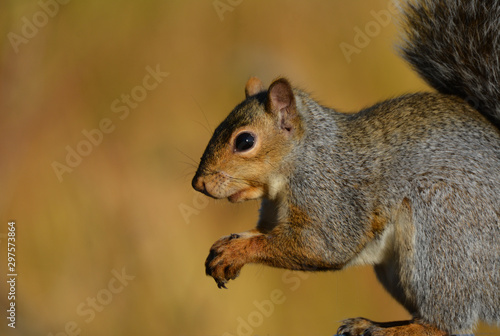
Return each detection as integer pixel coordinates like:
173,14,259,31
399,0,500,128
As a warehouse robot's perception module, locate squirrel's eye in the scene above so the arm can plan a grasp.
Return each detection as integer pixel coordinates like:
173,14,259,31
234,132,255,152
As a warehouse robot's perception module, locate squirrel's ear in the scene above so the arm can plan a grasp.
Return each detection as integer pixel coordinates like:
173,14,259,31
245,77,265,98
267,78,297,132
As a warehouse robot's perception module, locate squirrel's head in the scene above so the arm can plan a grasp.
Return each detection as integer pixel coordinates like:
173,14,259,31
192,77,303,203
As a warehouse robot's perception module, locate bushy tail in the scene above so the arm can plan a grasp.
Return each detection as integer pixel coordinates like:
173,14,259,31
399,0,500,128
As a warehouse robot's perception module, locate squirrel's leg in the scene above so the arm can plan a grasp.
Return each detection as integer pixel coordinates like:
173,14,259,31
337,318,448,336
205,205,344,289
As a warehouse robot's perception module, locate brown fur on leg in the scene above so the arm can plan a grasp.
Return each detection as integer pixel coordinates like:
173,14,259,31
337,318,448,336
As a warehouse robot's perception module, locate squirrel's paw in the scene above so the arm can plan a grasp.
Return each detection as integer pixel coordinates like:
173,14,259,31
337,317,381,336
205,233,248,289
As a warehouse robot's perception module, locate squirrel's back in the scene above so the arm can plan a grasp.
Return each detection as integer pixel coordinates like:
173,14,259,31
400,0,500,129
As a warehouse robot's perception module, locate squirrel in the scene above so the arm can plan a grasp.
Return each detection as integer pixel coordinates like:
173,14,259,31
192,0,500,335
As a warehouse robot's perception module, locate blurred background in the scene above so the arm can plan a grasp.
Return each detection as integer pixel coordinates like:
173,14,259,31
0,0,498,335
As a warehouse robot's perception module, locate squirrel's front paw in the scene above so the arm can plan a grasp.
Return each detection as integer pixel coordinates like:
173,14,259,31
205,233,249,289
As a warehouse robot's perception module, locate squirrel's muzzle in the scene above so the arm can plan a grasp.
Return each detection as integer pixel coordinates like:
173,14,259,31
192,174,206,194
192,173,218,199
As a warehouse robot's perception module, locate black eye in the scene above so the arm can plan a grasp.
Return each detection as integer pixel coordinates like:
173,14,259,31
234,132,255,152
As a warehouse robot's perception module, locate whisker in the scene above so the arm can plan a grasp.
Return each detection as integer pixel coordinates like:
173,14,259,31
179,160,198,169
191,96,213,135
176,148,199,165
193,119,213,136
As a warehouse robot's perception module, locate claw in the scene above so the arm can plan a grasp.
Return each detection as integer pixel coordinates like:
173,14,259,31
216,280,227,289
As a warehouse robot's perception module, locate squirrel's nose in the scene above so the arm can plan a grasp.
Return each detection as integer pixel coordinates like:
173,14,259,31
192,174,206,194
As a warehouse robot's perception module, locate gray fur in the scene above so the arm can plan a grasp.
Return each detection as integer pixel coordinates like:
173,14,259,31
287,91,500,333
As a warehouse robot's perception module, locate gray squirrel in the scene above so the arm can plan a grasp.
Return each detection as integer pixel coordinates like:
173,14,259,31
192,0,500,335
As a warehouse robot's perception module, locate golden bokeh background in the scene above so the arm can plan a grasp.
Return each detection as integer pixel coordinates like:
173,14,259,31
1,0,498,335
